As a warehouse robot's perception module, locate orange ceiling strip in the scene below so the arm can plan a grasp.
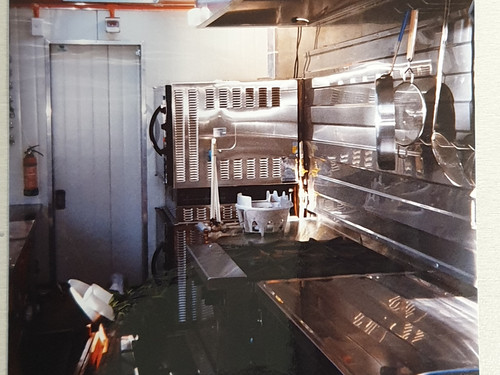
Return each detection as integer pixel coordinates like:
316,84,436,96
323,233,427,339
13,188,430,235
11,1,195,12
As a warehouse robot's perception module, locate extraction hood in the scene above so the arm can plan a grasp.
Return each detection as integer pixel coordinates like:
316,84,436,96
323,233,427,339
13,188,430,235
195,0,473,27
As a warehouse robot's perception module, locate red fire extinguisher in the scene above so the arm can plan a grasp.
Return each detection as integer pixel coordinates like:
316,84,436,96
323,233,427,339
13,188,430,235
23,145,43,196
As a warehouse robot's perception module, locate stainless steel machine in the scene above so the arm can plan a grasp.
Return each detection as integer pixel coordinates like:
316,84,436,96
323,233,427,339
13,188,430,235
150,79,300,322
150,80,299,190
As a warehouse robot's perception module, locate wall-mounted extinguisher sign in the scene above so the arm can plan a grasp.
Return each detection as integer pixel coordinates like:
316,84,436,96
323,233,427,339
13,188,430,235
23,145,43,196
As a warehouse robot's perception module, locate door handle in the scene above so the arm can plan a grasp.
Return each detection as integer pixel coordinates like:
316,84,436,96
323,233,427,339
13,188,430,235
55,189,66,210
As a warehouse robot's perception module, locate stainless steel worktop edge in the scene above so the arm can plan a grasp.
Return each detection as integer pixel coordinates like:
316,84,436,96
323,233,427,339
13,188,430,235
187,243,247,290
257,274,478,375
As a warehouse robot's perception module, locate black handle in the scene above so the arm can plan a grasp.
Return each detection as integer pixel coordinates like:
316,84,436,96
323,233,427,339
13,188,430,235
148,105,167,156
165,85,173,135
151,241,165,285
55,189,66,210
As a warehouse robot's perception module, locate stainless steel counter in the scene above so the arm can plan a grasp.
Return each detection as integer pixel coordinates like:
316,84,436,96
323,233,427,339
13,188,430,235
9,220,35,269
9,204,42,269
187,243,247,290
187,216,342,289
258,274,478,375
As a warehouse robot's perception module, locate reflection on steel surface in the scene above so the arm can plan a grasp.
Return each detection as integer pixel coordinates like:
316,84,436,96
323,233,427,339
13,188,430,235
259,274,478,375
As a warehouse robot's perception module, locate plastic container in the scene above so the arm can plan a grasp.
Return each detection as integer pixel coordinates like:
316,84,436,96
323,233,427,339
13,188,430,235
68,279,115,322
235,191,293,237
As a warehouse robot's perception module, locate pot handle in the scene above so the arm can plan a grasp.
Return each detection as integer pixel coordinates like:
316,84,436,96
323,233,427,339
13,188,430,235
406,10,418,63
403,9,419,82
389,9,410,74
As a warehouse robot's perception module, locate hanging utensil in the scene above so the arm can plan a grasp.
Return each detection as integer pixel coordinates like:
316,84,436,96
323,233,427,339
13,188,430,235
463,147,475,186
394,9,426,147
210,138,221,223
374,10,410,170
431,133,471,187
421,83,455,145
430,0,471,187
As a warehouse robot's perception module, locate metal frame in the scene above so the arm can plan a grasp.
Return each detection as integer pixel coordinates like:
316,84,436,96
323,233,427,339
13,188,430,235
45,39,149,283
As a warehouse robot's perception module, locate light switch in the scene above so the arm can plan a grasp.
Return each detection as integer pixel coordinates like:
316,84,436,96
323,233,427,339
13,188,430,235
31,18,44,36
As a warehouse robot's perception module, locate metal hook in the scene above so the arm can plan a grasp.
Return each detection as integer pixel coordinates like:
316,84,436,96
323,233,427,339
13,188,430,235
403,66,414,83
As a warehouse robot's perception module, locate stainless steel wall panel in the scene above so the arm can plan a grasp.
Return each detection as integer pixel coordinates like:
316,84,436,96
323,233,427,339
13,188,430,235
312,193,476,284
443,43,474,75
311,160,472,217
310,105,376,126
454,103,474,136
306,12,473,79
309,48,468,85
444,73,473,102
301,8,475,284
449,16,474,44
312,126,376,149
311,85,375,106
312,174,473,242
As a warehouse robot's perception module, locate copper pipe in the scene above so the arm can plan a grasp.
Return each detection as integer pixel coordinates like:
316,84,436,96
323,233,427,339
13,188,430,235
13,1,195,13
33,3,40,17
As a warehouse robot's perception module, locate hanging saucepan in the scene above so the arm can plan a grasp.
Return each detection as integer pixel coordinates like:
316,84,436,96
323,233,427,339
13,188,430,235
429,0,471,187
375,74,396,170
393,9,426,147
375,10,410,170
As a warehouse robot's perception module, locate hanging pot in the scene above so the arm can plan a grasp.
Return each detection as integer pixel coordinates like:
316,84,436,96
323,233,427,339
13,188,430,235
375,74,397,170
375,10,410,170
394,9,426,147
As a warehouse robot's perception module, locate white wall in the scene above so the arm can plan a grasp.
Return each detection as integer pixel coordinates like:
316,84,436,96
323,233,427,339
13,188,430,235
9,7,272,278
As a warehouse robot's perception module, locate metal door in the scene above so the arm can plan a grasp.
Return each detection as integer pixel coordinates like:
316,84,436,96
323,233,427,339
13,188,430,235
50,44,144,286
